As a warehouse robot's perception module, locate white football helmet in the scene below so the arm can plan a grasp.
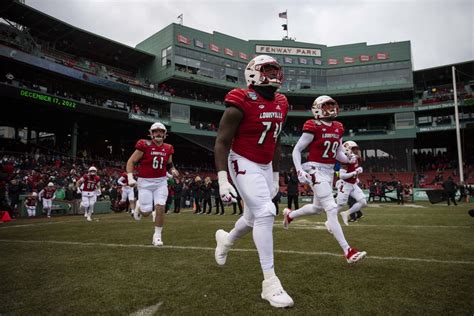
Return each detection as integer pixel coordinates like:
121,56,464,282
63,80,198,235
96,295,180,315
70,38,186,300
32,192,38,197
149,122,167,142
47,182,54,187
244,55,283,88
342,141,359,157
88,166,97,174
311,95,339,120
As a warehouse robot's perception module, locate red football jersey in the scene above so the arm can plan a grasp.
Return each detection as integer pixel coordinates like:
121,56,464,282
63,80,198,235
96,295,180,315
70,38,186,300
119,172,128,186
42,187,56,199
82,175,101,192
225,88,288,164
341,159,360,184
303,120,345,164
26,196,37,206
135,139,174,178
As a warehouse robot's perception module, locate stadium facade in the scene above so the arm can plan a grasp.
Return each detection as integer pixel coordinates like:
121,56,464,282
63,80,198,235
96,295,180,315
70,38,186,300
0,0,473,185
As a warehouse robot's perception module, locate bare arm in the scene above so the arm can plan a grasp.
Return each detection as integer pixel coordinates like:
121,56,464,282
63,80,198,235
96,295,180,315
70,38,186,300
214,106,243,172
126,150,144,173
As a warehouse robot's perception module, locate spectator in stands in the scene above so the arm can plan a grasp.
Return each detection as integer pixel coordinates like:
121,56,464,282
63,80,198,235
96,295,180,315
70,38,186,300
442,177,458,206
285,168,299,210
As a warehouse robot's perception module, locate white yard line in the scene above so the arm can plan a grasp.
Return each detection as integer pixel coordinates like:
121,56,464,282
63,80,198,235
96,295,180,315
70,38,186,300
1,239,472,265
129,301,163,316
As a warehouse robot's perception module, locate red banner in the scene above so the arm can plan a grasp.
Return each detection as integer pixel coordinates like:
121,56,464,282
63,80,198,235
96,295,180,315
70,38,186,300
224,48,234,56
210,43,220,52
328,58,338,65
239,52,248,60
359,55,371,62
376,52,389,60
343,56,355,64
177,34,190,45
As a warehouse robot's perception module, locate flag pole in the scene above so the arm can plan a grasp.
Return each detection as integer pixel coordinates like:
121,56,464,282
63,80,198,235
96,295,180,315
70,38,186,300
452,66,464,183
286,10,289,39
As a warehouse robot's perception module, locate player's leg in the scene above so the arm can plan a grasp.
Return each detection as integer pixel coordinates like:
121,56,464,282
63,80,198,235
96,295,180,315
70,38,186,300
128,188,136,214
319,181,366,263
347,185,367,215
87,195,97,221
336,183,351,226
81,195,90,220
215,156,254,265
283,184,324,229
151,179,168,246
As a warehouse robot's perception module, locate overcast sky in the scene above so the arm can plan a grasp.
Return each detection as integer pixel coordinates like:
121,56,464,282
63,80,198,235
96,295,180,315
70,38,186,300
26,0,473,70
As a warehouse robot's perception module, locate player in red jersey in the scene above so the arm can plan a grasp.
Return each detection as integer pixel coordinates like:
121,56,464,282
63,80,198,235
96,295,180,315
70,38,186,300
214,55,294,308
337,141,367,225
76,166,101,222
126,122,179,247
117,171,135,213
39,182,56,218
25,192,38,217
283,95,367,264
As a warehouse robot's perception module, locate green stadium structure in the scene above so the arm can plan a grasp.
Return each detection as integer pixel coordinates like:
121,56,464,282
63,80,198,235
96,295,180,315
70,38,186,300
0,0,473,186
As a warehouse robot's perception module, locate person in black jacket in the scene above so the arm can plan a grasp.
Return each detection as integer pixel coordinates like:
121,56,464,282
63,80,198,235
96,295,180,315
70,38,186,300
285,168,299,210
396,181,404,205
173,178,183,213
212,178,225,215
202,177,213,214
442,177,458,206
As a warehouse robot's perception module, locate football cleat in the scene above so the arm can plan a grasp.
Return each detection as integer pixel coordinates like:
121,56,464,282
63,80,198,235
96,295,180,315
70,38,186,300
282,208,293,229
261,276,294,308
345,247,367,264
133,200,142,221
152,233,163,246
340,211,349,226
215,229,233,265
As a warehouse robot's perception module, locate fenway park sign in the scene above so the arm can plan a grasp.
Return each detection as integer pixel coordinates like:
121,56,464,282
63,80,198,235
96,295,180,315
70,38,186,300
256,45,321,57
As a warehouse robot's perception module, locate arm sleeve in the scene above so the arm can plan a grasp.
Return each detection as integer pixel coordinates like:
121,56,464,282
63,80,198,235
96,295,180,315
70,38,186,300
117,177,126,186
339,168,355,180
292,132,314,171
336,138,350,163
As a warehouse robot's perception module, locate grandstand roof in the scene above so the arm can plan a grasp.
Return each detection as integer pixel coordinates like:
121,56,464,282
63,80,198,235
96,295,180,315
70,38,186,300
414,60,474,86
0,0,155,71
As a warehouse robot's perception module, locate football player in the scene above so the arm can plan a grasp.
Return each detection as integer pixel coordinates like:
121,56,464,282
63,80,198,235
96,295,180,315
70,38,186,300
283,95,367,264
76,166,101,222
25,192,38,217
39,182,56,218
126,122,179,246
336,141,367,225
117,171,136,213
214,55,294,308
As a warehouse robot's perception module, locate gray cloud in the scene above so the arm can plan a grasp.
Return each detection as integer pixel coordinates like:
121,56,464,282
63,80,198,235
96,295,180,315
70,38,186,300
26,0,473,70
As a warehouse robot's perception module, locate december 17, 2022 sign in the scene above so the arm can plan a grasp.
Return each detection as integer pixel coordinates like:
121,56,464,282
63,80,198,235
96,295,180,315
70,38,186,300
20,89,76,109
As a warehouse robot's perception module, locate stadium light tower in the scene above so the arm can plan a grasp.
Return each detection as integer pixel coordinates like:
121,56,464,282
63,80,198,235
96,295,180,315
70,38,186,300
452,66,464,183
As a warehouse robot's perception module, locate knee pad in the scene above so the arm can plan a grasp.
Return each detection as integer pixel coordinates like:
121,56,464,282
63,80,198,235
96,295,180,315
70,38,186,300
140,200,153,213
81,201,90,208
359,199,367,207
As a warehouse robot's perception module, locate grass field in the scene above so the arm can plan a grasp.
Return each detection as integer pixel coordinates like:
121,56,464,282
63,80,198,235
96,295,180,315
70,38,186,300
1,202,473,315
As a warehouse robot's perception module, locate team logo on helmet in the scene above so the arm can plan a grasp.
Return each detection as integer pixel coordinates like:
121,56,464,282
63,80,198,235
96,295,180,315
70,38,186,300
244,55,283,88
342,140,359,157
311,95,339,120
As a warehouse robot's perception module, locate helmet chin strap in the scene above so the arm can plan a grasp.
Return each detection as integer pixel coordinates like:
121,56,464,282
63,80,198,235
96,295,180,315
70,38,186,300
153,136,164,144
